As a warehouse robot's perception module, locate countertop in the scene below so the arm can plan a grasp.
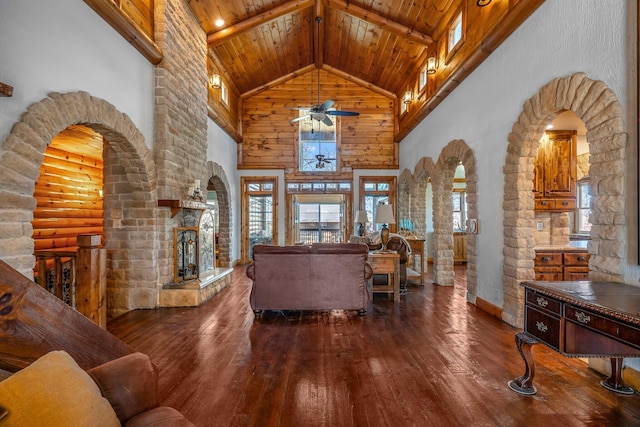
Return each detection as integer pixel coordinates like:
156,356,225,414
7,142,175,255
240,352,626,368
535,240,588,252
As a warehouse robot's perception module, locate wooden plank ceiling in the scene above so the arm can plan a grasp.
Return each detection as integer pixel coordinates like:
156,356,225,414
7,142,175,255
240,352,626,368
187,0,544,144
189,0,437,98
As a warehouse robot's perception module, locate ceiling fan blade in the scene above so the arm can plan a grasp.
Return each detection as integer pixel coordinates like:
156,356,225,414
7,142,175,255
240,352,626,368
290,115,310,123
321,116,333,126
320,100,334,111
288,107,311,111
327,110,360,116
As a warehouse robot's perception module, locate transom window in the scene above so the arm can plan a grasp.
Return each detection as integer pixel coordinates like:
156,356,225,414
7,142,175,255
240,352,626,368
448,12,463,54
298,111,337,172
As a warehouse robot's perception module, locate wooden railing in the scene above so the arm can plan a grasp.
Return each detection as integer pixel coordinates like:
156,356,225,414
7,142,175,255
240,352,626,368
33,234,107,328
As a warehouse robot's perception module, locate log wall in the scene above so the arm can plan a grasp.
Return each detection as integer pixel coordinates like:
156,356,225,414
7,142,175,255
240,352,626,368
32,125,104,254
240,69,397,172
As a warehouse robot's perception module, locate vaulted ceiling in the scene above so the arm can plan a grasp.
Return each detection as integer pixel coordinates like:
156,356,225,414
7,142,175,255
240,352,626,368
187,0,544,141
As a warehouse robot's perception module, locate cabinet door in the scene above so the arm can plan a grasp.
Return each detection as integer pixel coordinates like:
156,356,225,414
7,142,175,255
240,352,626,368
563,266,589,281
544,131,576,198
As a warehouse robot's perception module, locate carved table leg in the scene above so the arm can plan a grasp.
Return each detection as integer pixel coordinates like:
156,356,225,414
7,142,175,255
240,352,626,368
508,332,539,395
600,357,635,395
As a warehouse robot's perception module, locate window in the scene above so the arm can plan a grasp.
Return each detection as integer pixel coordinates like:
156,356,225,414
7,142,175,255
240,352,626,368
221,81,229,106
419,65,428,92
452,190,467,231
298,112,337,172
360,177,397,234
576,180,592,233
447,12,463,54
297,200,343,244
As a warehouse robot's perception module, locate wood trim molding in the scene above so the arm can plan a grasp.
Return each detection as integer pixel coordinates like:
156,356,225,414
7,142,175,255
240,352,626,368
476,296,503,320
83,0,163,65
0,82,13,97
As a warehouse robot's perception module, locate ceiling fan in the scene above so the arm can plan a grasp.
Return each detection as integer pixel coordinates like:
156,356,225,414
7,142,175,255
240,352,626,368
290,17,360,127
312,153,334,169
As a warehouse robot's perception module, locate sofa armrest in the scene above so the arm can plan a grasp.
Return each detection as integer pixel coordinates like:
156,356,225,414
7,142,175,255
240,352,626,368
87,352,159,424
246,261,255,280
364,261,373,280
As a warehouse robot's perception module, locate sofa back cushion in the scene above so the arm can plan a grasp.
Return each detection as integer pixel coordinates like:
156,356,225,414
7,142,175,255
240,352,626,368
251,245,312,310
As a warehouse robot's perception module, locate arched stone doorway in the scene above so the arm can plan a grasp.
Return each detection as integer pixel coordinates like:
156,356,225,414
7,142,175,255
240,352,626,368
207,161,233,268
503,72,626,327
0,91,158,319
431,140,478,302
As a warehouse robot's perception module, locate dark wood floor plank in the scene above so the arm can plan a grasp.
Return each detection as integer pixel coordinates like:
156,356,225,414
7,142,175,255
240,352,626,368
107,266,640,427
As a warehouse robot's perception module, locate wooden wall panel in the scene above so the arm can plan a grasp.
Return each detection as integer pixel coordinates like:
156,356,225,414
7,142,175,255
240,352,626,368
240,69,397,171
32,126,104,254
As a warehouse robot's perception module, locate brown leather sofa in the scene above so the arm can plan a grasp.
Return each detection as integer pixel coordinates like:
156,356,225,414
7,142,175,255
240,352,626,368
246,243,373,314
88,352,195,426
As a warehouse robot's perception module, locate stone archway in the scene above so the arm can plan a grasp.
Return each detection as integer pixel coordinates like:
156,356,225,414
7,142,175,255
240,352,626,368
0,91,158,318
207,161,233,268
432,140,478,302
398,168,414,225
412,157,436,246
503,72,626,327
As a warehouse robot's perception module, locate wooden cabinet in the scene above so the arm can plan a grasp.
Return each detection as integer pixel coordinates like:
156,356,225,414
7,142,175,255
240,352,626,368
533,130,577,212
453,232,467,263
534,252,563,281
534,250,589,281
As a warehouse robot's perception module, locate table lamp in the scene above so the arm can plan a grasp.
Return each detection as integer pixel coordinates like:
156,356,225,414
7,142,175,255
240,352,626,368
354,210,369,237
374,204,395,251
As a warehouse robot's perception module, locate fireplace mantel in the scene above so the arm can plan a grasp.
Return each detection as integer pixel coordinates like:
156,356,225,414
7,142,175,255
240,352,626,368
158,199,210,217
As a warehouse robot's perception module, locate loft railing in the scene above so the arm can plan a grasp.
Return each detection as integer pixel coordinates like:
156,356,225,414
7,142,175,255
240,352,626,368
33,234,107,328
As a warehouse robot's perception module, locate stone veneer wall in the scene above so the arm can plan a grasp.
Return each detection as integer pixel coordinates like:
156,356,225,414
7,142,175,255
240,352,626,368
154,0,210,286
503,72,626,327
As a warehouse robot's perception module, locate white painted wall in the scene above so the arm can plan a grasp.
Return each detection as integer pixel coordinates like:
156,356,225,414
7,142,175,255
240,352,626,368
400,0,633,306
0,0,155,146
206,120,240,262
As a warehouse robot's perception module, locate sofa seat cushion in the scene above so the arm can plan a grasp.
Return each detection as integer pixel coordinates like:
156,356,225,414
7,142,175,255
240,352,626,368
0,350,120,427
125,406,196,427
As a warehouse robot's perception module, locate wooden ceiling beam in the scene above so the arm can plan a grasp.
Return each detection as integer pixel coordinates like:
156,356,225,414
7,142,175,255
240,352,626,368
322,64,396,100
207,0,315,46
323,0,433,45
240,64,317,99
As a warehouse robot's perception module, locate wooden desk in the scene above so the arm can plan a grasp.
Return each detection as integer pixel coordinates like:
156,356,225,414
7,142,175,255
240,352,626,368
509,280,640,396
368,252,400,302
406,237,425,284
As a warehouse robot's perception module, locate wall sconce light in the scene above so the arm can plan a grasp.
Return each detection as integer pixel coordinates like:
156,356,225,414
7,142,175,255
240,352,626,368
427,56,437,75
208,73,221,89
403,90,412,105
477,0,492,6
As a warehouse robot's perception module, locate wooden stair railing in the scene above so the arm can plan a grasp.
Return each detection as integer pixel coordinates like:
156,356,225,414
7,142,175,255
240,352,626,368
33,234,107,328
0,258,133,373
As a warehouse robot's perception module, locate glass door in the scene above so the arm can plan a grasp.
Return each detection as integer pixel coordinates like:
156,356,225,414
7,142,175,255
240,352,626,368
241,177,277,262
294,195,344,244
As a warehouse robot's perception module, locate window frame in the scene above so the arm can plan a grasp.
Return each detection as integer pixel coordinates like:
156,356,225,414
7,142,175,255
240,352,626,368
445,7,466,64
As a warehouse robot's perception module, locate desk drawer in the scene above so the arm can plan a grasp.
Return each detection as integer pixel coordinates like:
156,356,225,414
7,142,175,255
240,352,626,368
526,289,561,315
565,305,640,350
525,306,561,351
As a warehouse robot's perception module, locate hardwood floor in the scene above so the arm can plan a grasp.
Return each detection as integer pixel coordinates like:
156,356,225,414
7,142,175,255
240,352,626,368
108,266,640,426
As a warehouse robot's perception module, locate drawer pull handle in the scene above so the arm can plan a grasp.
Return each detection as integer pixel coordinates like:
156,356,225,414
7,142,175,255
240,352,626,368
561,200,569,206
536,321,548,333
541,256,549,263
575,311,591,324
541,200,549,206
578,256,586,261
536,297,548,308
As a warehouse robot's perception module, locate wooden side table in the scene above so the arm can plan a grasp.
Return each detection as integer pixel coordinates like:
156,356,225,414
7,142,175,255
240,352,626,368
368,251,400,302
